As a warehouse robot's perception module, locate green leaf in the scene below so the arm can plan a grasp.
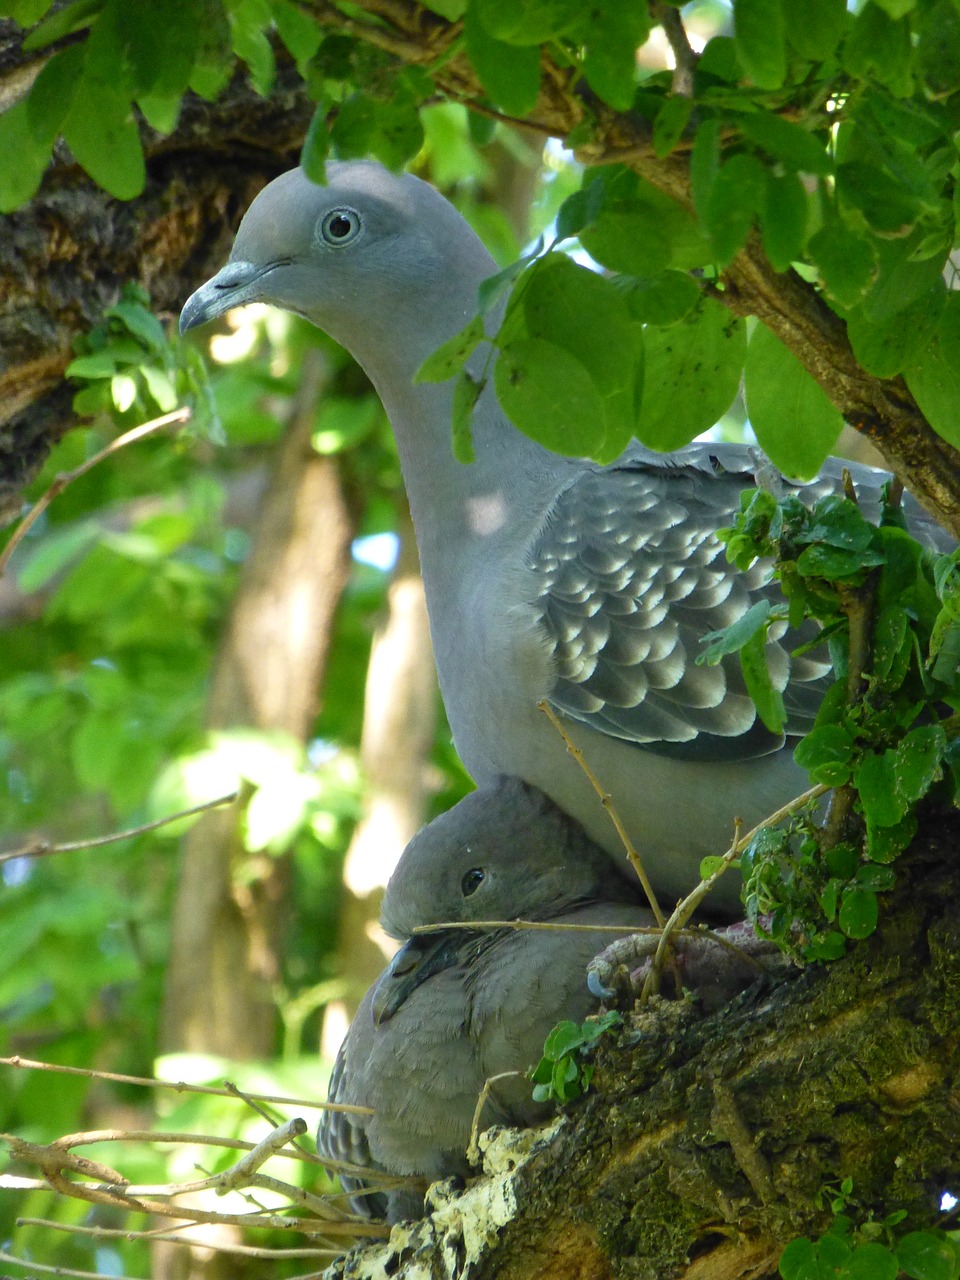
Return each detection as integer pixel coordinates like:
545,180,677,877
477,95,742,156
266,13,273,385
778,1237,820,1280
740,626,786,734
744,324,843,479
300,104,329,184
619,270,701,326
581,1,650,111
700,599,772,664
464,4,541,116
519,257,634,398
0,98,54,210
734,0,786,90
761,170,809,272
793,724,855,786
808,222,878,310
866,812,914,863
140,366,178,412
843,2,913,95
473,0,582,45
690,117,720,222
63,68,145,200
855,750,906,827
580,206,672,277
416,313,486,384
836,161,922,235
653,95,693,158
905,293,960,450
846,285,944,378
782,0,847,60
637,299,746,450
914,0,960,99
21,0,102,50
17,524,100,593
705,153,767,265
494,336,606,457
839,886,879,939
105,300,167,351
332,91,425,171
863,232,949,323
542,1020,584,1059
738,111,831,175
270,0,323,66
897,1230,959,1280
228,0,275,95
895,724,946,804
843,1243,899,1280
452,371,481,463
26,42,84,145
580,167,711,274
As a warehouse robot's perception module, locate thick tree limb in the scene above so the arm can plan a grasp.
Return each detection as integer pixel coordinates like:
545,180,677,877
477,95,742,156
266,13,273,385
324,813,960,1280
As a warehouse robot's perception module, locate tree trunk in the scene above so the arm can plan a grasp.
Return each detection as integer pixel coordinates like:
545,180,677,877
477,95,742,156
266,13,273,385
321,504,438,1060
323,814,960,1280
162,349,356,1057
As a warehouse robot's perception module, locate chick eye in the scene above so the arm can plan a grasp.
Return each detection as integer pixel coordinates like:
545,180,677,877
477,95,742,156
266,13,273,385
461,867,485,897
320,209,361,246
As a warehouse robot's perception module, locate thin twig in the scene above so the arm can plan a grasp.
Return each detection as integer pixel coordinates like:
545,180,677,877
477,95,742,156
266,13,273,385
215,1119,308,1194
14,1220,338,1260
0,1056,373,1115
0,1246,146,1280
639,782,828,1002
537,699,666,926
654,2,698,97
0,791,240,865
412,919,664,936
467,1072,524,1167
45,1127,315,1161
0,407,191,579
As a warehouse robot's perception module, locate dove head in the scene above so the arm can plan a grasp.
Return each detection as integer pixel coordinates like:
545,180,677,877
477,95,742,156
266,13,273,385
380,778,642,941
179,160,494,379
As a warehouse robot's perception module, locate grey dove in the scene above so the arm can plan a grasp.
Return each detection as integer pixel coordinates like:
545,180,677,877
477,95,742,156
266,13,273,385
180,161,947,912
315,777,655,1222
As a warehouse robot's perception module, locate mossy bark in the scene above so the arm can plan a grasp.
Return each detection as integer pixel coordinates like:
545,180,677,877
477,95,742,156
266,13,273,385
324,812,960,1280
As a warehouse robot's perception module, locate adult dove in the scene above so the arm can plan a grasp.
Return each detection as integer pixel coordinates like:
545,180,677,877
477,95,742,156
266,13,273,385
180,161,945,910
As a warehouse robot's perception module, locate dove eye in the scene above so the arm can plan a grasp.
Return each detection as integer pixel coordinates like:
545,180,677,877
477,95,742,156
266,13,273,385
320,209,361,245
461,867,485,897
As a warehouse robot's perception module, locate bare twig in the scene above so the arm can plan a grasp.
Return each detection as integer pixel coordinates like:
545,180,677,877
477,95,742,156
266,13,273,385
413,918,664,936
215,1118,308,1194
0,1056,373,1115
15,1219,338,1260
467,1072,524,1167
639,783,828,1001
537,699,666,926
653,2,698,97
0,1245,146,1280
0,791,240,865
0,407,191,579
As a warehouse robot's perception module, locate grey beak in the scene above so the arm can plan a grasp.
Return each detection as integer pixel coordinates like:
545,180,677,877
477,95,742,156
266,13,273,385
178,260,272,335
370,931,463,1026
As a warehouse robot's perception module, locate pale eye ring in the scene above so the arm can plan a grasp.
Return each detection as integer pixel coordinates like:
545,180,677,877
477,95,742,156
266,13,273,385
320,208,361,246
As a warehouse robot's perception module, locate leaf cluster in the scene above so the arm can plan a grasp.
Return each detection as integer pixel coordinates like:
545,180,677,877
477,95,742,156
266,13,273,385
529,1010,621,1105
781,1197,960,1280
712,483,960,959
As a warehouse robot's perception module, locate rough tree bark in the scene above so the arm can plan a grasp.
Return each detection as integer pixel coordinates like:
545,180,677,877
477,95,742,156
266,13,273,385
323,814,960,1280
